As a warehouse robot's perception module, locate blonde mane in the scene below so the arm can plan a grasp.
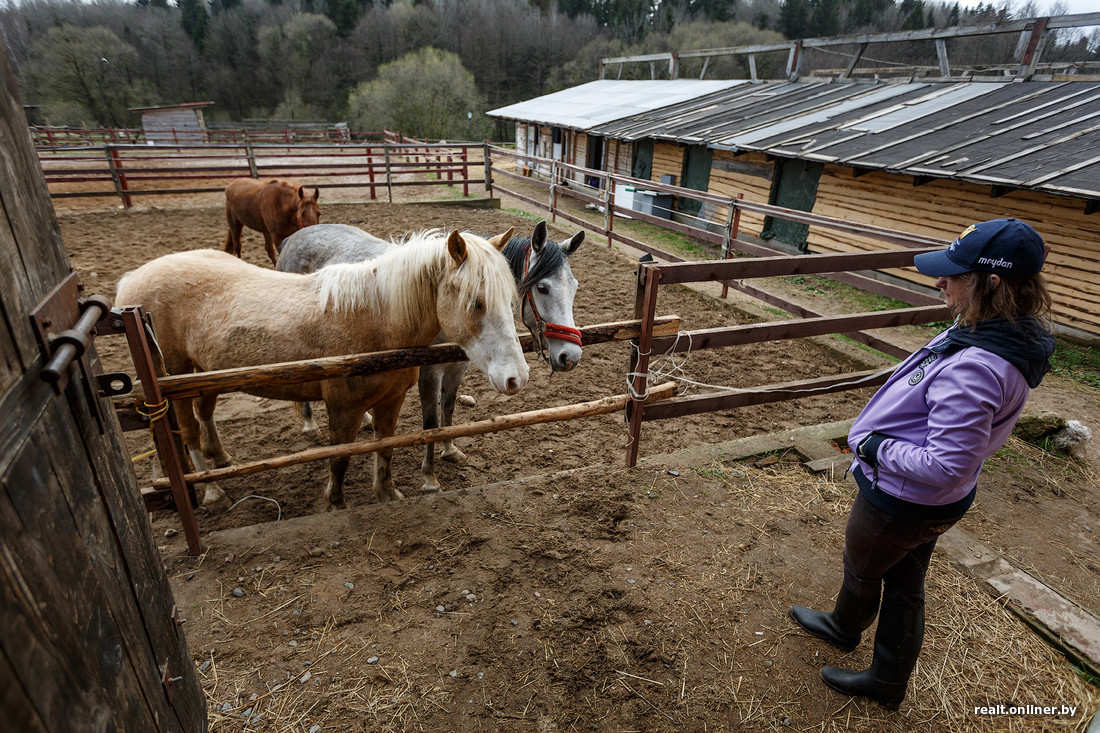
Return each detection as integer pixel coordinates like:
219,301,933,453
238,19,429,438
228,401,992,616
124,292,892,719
314,229,516,329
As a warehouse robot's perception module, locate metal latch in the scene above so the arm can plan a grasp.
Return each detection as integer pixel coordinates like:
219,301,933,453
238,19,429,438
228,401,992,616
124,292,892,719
29,272,115,430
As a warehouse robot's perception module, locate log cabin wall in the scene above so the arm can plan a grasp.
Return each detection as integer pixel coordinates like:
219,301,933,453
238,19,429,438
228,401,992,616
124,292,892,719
807,166,1100,338
650,141,685,185
707,150,775,238
609,139,633,176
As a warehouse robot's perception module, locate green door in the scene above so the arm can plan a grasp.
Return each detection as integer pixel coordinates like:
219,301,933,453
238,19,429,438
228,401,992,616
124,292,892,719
678,144,713,217
632,139,653,180
761,158,824,251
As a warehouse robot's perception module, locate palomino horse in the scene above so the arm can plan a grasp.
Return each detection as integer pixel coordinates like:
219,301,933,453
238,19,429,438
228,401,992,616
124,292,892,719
115,229,528,511
278,220,584,491
223,178,320,266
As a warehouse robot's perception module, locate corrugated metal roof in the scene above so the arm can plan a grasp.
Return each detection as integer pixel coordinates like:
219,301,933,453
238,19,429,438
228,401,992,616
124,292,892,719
579,79,1100,200
487,79,748,130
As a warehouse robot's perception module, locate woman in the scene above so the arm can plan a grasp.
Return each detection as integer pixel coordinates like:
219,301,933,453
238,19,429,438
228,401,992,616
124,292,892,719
790,218,1056,708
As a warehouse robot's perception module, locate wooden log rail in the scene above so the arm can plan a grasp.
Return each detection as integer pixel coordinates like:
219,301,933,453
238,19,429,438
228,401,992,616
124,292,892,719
149,382,678,489
152,316,680,401
624,248,948,466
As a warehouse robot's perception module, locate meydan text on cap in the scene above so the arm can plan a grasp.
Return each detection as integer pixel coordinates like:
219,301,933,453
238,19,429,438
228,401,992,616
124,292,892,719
914,218,1046,278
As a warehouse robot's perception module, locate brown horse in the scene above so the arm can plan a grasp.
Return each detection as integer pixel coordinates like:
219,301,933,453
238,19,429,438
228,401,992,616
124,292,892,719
223,178,320,266
115,228,528,513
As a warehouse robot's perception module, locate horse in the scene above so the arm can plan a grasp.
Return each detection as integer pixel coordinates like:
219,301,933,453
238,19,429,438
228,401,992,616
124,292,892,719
277,220,584,491
223,178,321,266
115,228,528,512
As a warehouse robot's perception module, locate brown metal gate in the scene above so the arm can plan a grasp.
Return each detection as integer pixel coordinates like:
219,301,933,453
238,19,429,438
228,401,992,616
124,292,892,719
0,43,206,731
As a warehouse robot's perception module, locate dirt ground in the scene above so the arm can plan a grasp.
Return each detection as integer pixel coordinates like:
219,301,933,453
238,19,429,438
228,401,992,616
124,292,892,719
57,195,1100,731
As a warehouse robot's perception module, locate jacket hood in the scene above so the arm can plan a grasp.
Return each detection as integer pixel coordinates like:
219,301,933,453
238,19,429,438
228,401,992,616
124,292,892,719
934,317,1055,388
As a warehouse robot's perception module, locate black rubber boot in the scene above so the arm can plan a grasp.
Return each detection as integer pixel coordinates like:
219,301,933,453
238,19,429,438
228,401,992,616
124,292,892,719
790,585,879,650
821,601,924,710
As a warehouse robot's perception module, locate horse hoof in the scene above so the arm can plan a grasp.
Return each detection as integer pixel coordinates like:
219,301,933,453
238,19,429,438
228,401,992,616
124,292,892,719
421,478,441,493
441,448,467,464
325,499,347,512
202,488,231,513
207,452,232,469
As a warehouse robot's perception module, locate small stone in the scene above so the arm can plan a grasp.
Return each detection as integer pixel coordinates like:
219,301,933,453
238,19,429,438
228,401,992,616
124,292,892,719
465,594,476,602
460,589,470,597
224,553,235,563
198,660,211,672
449,670,458,678
273,556,281,562
367,656,379,664
164,528,178,538
666,470,679,476
310,726,321,733
764,660,773,667
300,671,312,683
231,588,245,598
249,693,258,702
510,620,518,626
458,395,476,406
436,605,446,613
289,640,298,647
478,672,484,679
344,582,354,590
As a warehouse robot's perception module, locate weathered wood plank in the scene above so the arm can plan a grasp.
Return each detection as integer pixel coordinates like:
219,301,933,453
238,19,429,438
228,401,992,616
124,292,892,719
0,650,49,732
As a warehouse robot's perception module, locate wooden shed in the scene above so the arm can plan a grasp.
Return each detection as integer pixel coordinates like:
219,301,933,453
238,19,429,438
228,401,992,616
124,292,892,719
2,45,207,730
491,76,1100,341
131,101,213,144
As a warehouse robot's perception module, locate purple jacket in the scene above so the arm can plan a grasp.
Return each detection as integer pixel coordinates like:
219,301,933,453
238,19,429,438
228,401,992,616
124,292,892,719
849,321,1049,509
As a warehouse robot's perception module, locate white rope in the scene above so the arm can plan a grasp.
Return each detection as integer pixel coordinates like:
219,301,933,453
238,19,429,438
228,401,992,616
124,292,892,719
629,331,901,398
227,495,283,521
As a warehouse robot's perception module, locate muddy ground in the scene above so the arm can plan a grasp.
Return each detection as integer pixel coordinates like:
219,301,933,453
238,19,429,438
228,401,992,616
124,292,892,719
57,196,1100,731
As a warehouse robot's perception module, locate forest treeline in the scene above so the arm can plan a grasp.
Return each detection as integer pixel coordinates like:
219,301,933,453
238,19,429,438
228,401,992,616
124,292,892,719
0,0,1095,141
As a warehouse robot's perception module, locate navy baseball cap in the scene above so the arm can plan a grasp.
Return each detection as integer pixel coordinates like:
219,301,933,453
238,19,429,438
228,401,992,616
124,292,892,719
914,218,1045,277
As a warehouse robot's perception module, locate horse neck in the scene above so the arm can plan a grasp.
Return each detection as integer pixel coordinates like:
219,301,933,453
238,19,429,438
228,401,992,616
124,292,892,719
316,239,445,347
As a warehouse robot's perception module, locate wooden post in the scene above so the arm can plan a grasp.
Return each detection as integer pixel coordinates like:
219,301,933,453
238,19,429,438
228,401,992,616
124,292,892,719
118,306,203,555
626,265,661,467
367,145,377,200
604,176,614,248
462,146,469,197
484,141,493,198
720,194,742,299
105,145,132,209
246,143,258,178
385,143,393,203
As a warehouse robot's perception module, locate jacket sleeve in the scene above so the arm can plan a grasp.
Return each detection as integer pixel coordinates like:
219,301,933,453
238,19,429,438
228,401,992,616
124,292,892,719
875,359,1006,490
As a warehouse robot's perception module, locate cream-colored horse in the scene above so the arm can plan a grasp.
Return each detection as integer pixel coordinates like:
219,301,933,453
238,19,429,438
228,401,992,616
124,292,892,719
116,228,527,511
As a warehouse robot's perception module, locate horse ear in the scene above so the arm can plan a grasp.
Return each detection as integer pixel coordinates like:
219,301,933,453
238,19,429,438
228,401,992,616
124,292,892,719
487,227,514,251
446,229,468,264
531,220,547,254
313,188,320,201
297,186,305,199
563,230,584,256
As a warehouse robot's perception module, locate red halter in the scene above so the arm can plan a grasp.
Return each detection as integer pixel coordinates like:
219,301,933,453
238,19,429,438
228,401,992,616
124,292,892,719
523,246,582,351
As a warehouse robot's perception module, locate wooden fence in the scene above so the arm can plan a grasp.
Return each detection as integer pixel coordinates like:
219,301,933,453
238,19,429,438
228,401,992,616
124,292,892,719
36,138,486,207
29,124,377,147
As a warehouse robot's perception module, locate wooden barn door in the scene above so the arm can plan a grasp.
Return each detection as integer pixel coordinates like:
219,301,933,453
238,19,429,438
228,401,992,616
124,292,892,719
0,44,207,731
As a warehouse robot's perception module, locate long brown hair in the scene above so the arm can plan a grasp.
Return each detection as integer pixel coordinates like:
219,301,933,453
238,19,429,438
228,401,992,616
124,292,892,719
955,271,1053,329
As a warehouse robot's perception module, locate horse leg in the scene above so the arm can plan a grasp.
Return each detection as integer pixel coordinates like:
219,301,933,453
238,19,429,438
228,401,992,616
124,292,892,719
224,217,244,257
369,393,407,503
293,401,318,433
263,232,279,267
439,362,472,464
322,400,372,510
417,365,444,492
175,395,230,512
196,393,232,467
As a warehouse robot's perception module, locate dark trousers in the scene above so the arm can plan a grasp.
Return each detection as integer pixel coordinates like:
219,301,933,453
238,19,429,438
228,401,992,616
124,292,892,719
841,492,966,611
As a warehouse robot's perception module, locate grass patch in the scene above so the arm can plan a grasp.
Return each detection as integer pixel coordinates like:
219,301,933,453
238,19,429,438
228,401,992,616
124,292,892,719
781,274,910,312
1050,341,1099,389
503,207,543,222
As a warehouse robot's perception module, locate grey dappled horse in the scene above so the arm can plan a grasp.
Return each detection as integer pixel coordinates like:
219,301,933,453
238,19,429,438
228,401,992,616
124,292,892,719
277,221,584,492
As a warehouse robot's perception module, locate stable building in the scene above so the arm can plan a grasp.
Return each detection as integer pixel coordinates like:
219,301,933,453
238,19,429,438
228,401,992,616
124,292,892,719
130,101,214,144
490,78,1100,341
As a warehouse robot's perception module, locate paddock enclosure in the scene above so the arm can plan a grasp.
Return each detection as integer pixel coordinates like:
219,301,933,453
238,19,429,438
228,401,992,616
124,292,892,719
52,196,1100,731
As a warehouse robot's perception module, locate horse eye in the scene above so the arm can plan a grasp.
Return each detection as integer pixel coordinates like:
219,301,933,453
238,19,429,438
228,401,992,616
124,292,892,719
537,283,550,295
474,299,484,311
